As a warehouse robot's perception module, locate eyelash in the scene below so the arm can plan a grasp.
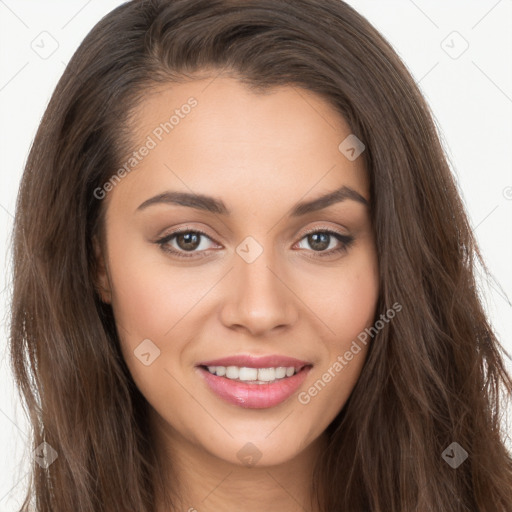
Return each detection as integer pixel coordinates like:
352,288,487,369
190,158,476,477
156,226,355,260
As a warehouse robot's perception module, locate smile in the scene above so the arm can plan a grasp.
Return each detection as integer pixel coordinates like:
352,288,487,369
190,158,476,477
196,355,312,409
205,365,299,383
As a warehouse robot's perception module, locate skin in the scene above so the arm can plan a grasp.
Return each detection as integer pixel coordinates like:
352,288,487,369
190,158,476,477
95,76,379,512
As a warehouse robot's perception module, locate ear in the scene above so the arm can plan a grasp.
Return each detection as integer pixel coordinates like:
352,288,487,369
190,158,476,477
92,235,112,304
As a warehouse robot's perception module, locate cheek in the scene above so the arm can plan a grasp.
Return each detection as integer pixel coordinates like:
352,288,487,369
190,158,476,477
106,231,207,339
105,232,226,394
105,240,198,411
308,246,379,345
335,266,379,340
298,244,378,414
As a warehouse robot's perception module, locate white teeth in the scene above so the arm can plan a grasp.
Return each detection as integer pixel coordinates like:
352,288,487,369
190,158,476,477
257,367,276,382
238,367,258,381
275,367,287,379
205,365,299,383
225,366,239,379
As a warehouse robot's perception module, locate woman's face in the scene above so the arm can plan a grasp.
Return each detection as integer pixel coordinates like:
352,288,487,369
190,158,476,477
96,76,379,467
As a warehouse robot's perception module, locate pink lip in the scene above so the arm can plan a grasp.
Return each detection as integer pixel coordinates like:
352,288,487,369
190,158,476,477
196,355,313,409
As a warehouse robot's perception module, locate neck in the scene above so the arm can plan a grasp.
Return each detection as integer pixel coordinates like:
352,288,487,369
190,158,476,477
151,410,327,512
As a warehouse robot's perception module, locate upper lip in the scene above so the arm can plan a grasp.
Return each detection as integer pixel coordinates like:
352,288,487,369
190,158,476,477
197,354,312,370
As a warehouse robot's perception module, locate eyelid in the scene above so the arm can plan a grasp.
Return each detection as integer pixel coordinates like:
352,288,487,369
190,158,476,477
298,224,348,239
155,224,348,245
155,223,354,259
156,225,220,249
293,225,354,259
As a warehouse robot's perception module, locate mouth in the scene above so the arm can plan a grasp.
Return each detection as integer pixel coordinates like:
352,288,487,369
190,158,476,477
196,355,313,409
201,364,306,383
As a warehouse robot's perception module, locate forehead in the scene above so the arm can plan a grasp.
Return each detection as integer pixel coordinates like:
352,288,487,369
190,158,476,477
108,77,369,214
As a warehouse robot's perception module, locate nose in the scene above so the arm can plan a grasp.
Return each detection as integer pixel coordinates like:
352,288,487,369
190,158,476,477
219,244,298,336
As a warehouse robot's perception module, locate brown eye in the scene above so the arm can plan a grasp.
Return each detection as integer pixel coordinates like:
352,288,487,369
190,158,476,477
306,232,330,251
175,232,202,251
296,229,354,257
156,229,219,258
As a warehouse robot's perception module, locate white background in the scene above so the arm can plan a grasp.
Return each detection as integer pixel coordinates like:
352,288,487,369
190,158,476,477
1,0,511,509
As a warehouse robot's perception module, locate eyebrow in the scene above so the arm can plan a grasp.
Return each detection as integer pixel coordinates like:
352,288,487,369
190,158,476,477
136,185,369,216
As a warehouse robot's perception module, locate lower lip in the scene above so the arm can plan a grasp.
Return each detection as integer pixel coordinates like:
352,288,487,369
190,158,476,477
198,366,312,409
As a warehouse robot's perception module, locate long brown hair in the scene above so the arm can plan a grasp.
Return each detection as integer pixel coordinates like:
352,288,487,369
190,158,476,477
9,0,512,510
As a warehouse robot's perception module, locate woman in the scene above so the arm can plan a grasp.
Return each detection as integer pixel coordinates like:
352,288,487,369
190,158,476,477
9,0,512,510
